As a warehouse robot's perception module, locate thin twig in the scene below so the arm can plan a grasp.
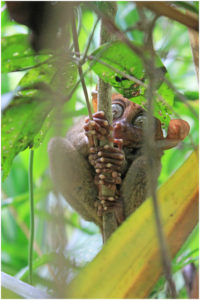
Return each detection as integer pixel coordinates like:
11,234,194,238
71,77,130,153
4,55,54,72
81,17,100,64
71,11,93,119
144,63,177,299
28,149,34,285
140,5,177,296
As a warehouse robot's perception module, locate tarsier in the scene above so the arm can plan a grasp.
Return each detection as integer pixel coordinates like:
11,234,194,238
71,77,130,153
48,93,190,230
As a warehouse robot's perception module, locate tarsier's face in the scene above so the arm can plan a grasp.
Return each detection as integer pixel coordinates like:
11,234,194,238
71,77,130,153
111,94,163,148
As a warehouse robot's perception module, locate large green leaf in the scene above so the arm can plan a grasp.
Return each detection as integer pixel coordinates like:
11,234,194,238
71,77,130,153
2,34,51,73
91,41,144,97
18,59,76,96
2,57,77,180
91,41,174,126
2,90,53,180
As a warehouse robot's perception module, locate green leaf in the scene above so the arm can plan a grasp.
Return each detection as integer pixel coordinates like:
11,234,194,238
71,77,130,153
2,90,53,180
155,78,174,126
2,34,51,73
91,41,174,127
18,59,77,96
175,90,199,102
173,1,199,14
91,41,144,97
2,56,77,180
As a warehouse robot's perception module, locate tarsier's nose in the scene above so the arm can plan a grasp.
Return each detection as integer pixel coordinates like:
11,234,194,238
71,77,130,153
113,120,126,131
112,121,127,140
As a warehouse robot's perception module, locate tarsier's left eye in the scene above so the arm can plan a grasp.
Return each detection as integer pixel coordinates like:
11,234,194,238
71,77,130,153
112,103,124,119
134,115,147,128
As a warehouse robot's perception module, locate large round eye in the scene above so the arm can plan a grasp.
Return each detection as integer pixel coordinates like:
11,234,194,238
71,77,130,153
134,115,147,128
112,103,124,119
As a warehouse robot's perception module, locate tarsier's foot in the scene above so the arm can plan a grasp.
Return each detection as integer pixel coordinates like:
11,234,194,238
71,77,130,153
94,194,119,215
89,145,124,187
94,194,124,224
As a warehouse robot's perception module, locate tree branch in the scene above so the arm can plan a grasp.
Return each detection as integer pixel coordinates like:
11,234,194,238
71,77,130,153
97,3,118,242
137,1,198,32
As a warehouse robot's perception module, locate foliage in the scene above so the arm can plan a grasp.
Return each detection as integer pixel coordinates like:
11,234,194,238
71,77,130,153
1,1,198,299
2,33,77,179
91,41,174,126
2,34,51,73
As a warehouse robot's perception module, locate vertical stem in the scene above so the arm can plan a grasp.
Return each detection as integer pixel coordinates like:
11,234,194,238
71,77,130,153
71,10,93,120
144,62,177,298
28,149,34,285
97,2,118,242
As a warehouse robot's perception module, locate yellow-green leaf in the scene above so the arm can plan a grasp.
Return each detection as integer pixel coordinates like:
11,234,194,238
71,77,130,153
66,149,198,299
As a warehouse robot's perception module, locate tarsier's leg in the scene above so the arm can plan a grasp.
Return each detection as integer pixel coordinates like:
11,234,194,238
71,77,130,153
48,137,101,226
121,154,162,218
121,119,190,218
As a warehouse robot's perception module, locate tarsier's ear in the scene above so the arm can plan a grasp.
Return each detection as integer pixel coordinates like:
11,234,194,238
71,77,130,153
92,90,98,113
161,119,190,150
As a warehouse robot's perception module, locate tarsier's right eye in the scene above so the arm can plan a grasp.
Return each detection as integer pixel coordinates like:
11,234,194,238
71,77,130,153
134,115,147,128
112,103,124,119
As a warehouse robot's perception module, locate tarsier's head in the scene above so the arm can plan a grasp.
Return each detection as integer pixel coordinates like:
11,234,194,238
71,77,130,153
111,94,163,148
92,92,190,151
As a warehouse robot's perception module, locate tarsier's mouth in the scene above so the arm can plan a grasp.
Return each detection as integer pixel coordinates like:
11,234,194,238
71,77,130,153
113,123,143,147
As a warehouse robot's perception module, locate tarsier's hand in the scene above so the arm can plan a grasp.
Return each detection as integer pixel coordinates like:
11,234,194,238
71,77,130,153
84,111,125,217
84,111,112,145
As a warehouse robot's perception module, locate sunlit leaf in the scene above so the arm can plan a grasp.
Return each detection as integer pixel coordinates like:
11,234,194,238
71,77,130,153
91,41,144,97
1,90,54,180
91,41,174,126
2,34,51,73
174,90,199,102
2,57,77,179
18,59,77,96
